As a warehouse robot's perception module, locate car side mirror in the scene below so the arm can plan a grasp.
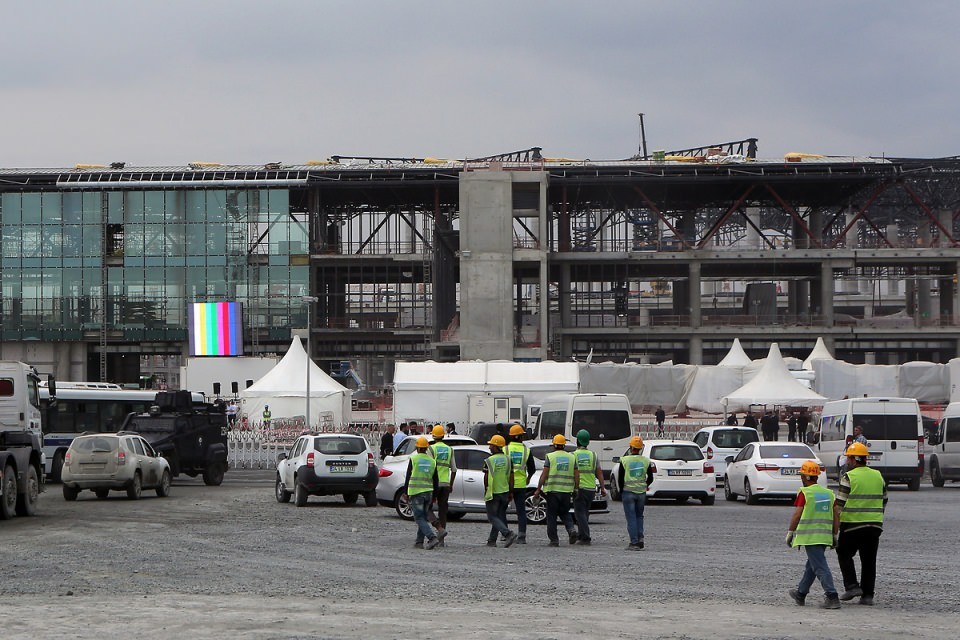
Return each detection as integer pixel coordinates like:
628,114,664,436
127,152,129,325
277,452,287,462
612,456,620,464
725,456,734,463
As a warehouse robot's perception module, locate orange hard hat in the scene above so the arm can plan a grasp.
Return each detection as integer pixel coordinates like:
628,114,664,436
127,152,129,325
552,434,566,446
629,436,644,450
799,460,822,477
415,436,430,449
431,425,446,438
845,442,869,457
488,434,506,448
509,424,525,437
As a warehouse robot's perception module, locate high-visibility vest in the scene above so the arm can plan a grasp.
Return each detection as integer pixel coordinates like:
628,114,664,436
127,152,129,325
543,450,576,493
620,454,650,494
839,466,885,525
484,452,511,500
407,452,436,497
793,484,835,547
574,448,598,490
430,441,453,486
262,409,271,421
505,442,529,488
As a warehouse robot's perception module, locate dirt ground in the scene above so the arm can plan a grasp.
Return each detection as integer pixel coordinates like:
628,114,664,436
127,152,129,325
2,470,959,639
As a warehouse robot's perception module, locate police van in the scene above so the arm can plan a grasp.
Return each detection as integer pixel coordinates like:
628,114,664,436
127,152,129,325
815,397,923,490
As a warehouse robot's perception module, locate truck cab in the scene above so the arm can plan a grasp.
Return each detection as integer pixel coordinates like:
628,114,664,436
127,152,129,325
0,361,51,519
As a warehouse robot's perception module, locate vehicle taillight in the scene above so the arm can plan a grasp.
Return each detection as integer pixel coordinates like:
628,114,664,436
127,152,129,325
918,436,925,469
306,451,315,468
379,468,393,477
117,450,126,466
706,446,714,459
367,452,375,468
704,463,714,474
64,451,71,466
649,462,658,473
755,463,779,472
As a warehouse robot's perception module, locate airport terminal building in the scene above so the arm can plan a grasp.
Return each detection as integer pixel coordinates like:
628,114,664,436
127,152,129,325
2,144,959,389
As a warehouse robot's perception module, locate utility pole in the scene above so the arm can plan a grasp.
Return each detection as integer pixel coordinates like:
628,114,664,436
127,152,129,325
303,295,318,430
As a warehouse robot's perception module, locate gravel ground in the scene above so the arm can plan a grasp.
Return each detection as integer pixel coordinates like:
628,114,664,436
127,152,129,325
1,471,959,639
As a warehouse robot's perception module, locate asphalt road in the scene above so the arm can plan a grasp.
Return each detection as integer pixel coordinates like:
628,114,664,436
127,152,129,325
1,471,959,639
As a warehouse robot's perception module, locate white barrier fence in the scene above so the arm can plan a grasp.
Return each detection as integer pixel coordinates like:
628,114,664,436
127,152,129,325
226,422,386,470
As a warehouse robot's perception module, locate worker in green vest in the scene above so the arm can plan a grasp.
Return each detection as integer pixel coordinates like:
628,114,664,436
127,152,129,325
533,434,580,547
404,436,442,550
786,460,841,609
483,435,518,548
618,436,653,550
834,442,887,606
505,424,536,544
428,424,458,545
572,429,606,545
262,405,271,429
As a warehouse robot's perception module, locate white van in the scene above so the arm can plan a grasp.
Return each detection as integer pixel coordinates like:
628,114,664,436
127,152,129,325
815,397,924,490
928,402,960,487
534,393,634,480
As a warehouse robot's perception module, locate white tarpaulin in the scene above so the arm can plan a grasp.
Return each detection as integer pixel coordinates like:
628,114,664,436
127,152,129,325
578,362,696,413
240,337,351,428
722,343,826,411
717,338,752,367
803,337,835,370
680,366,745,414
813,359,948,403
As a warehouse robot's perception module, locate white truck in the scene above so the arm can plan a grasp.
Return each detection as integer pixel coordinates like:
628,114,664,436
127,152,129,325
0,361,52,520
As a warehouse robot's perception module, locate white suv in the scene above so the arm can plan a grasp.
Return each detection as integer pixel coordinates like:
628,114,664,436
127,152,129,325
691,426,760,482
275,433,379,507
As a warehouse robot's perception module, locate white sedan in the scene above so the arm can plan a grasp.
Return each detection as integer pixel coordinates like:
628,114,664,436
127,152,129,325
611,439,716,505
723,442,827,504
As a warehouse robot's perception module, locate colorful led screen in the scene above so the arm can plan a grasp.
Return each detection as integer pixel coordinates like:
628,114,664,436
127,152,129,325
188,302,244,356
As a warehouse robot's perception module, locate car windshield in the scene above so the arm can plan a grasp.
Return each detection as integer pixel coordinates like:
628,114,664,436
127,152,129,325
649,444,703,461
313,437,366,455
712,429,759,448
759,444,814,459
71,437,118,452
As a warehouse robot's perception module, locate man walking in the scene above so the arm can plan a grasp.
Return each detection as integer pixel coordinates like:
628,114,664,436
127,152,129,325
404,436,442,550
787,412,798,442
786,461,841,609
834,442,887,606
743,411,758,431
533,435,580,547
428,424,457,544
483,435,517,548
380,424,396,460
505,424,536,544
618,436,653,550
654,406,666,437
572,429,606,545
797,410,810,444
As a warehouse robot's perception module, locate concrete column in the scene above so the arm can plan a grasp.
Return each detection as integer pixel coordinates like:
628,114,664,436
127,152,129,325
746,207,762,248
820,261,834,326
689,335,703,365
809,209,824,249
689,262,701,328
559,263,572,328
918,224,934,323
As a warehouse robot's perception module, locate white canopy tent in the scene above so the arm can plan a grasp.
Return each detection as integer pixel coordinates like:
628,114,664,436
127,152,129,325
240,336,351,429
803,337,835,370
722,343,827,412
717,338,752,367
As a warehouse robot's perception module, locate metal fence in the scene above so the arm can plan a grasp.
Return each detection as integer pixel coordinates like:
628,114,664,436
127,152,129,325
226,423,387,470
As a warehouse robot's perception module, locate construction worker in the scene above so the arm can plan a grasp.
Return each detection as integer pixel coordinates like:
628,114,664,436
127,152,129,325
572,429,606,545
618,436,653,550
786,461,841,609
533,434,580,547
483,435,518,548
505,423,536,544
403,436,442,550
428,424,457,544
834,442,887,606
262,405,271,429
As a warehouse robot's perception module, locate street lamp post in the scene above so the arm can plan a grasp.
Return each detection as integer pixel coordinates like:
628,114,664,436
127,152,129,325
303,295,319,431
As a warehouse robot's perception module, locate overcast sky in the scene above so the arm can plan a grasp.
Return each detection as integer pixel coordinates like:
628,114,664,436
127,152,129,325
4,1,958,168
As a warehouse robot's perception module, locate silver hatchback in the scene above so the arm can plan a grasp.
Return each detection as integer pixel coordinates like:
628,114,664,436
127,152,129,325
61,432,172,500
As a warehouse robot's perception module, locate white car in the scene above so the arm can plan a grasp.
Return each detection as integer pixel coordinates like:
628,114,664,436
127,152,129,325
691,426,760,482
723,442,827,504
275,433,379,507
610,439,715,505
384,434,477,465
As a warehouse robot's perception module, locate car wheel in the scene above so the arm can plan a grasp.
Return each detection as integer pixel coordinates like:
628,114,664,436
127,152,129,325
744,479,758,505
394,490,414,521
275,474,292,503
931,460,945,488
907,476,921,492
51,451,65,483
445,511,466,521
95,488,110,500
724,477,737,501
363,490,377,507
701,495,715,506
156,470,172,498
343,491,359,505
15,465,40,516
294,481,308,507
0,465,17,519
524,492,547,525
127,473,143,500
202,463,226,486
609,477,621,502
62,484,80,502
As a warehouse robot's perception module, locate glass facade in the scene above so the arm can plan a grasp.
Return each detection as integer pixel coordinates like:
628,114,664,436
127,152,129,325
0,188,307,345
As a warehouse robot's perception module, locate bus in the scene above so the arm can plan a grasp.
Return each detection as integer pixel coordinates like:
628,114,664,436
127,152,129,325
39,383,205,481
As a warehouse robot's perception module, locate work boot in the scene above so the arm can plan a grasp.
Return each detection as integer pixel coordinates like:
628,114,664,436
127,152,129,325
413,542,424,549
579,539,591,546
788,589,806,606
425,536,440,550
486,540,497,547
839,587,862,601
821,595,842,610
517,535,526,545
568,531,578,545
504,532,518,548
435,526,447,542
859,596,874,606
626,543,642,551
548,540,559,547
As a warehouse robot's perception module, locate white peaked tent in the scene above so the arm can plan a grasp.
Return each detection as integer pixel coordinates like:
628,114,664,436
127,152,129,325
722,343,826,411
803,337,836,370
717,338,752,367
240,336,351,428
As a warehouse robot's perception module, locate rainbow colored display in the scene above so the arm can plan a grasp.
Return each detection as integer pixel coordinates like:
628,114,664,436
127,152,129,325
188,302,243,356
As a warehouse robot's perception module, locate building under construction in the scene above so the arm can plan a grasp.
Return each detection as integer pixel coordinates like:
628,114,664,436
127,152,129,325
1,139,959,389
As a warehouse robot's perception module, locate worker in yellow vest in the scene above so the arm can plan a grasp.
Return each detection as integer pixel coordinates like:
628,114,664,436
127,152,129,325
834,442,887,606
618,436,653,550
572,429,606,545
533,434,580,547
262,405,271,429
786,461,841,609
483,435,518,547
404,436,442,550
428,425,458,545
505,424,536,544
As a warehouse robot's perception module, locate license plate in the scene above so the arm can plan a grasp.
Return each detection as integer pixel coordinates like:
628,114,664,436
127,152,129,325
780,468,798,475
328,466,355,474
667,469,693,476
867,453,881,460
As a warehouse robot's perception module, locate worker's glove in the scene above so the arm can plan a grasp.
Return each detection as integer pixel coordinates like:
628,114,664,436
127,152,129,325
785,531,795,547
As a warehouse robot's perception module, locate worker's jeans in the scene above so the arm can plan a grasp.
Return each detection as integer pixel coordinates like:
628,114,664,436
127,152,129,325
427,486,451,530
837,526,882,597
545,492,575,543
573,488,595,542
622,490,646,545
409,492,434,544
511,487,528,537
486,492,511,543
797,544,838,597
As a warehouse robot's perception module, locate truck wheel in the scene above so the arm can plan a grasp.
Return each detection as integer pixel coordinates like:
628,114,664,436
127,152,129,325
15,465,40,516
907,476,921,492
363,490,378,507
127,472,142,500
931,460,945,488
156,470,172,498
343,491,359,505
62,484,80,501
202,463,225,486
1,464,19,519
275,474,291,503
51,451,65,483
